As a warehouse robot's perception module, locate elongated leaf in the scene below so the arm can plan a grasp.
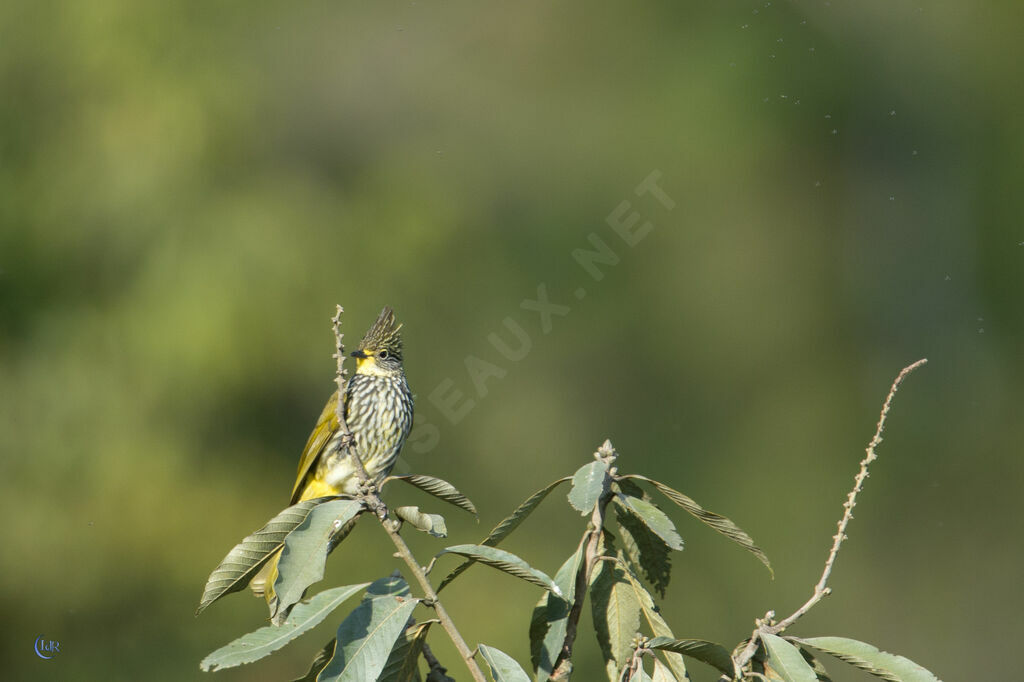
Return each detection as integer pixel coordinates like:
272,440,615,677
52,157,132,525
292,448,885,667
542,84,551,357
379,622,430,682
590,560,641,681
615,495,683,551
615,572,688,681
200,583,369,671
387,475,478,516
318,597,419,681
625,475,772,575
437,545,561,595
292,638,336,682
568,460,610,514
646,636,732,676
396,506,448,538
793,637,941,682
197,497,342,615
615,502,671,598
273,499,364,623
479,644,531,682
762,633,817,682
437,477,571,593
530,545,584,680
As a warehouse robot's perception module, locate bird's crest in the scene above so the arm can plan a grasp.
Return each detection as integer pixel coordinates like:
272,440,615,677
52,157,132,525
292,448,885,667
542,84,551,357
357,307,403,356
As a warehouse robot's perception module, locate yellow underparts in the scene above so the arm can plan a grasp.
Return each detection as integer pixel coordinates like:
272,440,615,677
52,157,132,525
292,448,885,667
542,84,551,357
298,478,344,501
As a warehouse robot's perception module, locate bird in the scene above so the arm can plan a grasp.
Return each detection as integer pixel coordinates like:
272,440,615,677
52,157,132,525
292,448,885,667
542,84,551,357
249,306,414,609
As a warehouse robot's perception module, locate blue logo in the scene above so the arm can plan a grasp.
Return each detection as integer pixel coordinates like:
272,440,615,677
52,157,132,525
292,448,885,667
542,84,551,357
34,635,60,660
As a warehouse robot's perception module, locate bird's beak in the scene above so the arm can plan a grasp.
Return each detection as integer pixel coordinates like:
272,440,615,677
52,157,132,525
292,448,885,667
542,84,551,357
350,349,368,359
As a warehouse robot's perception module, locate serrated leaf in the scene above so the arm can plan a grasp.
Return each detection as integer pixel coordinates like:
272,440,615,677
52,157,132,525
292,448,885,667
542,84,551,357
590,560,641,679
318,596,419,681
646,636,732,676
479,644,532,682
437,545,561,595
615,495,683,551
273,499,364,623
794,637,941,682
625,475,772,576
378,622,430,682
396,506,448,538
568,460,610,514
615,503,671,598
292,638,336,682
437,477,571,593
200,583,369,671
762,633,817,682
387,475,478,517
197,497,342,615
530,545,585,680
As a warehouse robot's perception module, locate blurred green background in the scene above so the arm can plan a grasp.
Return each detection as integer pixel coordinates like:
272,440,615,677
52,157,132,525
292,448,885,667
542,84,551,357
2,1,1021,680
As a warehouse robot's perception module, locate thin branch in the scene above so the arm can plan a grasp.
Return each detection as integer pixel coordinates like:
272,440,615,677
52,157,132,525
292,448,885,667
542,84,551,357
730,359,928,677
331,306,488,682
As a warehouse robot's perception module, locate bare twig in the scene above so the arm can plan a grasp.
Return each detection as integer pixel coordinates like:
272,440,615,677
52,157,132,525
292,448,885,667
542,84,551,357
729,359,928,678
331,306,487,682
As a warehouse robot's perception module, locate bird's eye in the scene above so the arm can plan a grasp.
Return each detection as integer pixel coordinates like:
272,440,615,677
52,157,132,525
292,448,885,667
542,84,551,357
378,349,389,360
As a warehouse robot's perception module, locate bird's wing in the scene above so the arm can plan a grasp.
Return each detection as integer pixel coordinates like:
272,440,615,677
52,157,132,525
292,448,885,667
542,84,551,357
289,390,341,504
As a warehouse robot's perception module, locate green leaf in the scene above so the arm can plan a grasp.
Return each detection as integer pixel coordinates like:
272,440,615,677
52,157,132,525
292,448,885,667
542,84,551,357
762,634,817,682
395,506,448,538
199,583,369,671
530,545,585,680
291,638,336,682
625,475,772,576
437,477,571,593
378,621,431,682
197,497,344,615
437,545,562,595
614,495,683,551
387,475,478,517
646,636,732,676
479,644,532,682
590,559,641,680
568,460,610,514
318,593,419,681
793,637,941,682
273,499,364,623
615,502,671,598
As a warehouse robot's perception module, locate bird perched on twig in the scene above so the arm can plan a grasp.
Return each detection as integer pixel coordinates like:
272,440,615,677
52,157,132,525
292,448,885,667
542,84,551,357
250,307,414,608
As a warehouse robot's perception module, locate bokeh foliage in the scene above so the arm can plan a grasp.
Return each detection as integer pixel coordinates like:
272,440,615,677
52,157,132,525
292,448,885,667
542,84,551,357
2,1,1021,680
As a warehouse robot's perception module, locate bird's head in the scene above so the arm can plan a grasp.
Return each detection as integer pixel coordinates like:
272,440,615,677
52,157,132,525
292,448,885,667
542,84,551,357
351,307,404,377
